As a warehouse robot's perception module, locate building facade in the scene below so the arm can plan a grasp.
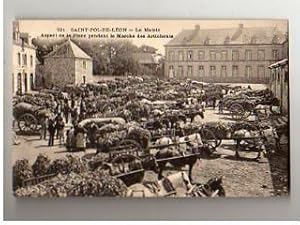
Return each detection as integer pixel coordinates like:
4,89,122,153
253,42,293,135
164,24,287,83
269,40,289,114
42,39,93,88
12,21,36,95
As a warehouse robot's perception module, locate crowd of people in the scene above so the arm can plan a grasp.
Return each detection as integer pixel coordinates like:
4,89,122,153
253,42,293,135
17,78,256,153
39,93,90,149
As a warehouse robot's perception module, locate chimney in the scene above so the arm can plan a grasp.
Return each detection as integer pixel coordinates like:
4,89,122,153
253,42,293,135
224,36,230,44
185,24,200,43
231,24,244,41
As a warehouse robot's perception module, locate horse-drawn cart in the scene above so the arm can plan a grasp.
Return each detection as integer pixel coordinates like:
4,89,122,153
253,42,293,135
13,102,52,134
203,120,279,159
222,94,280,120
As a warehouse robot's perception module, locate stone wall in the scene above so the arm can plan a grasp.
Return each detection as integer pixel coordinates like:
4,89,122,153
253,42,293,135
43,57,76,88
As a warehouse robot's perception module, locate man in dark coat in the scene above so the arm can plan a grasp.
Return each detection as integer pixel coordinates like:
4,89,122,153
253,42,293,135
55,113,64,139
64,102,70,124
48,118,56,146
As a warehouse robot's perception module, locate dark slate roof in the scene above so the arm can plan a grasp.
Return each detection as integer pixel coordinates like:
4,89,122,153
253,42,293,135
166,25,286,46
44,39,92,59
132,52,159,64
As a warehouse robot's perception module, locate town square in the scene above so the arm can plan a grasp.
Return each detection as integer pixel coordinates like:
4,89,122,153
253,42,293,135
11,20,289,198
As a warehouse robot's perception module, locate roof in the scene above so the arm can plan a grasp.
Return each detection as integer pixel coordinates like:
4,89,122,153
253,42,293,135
165,25,287,46
44,39,92,60
269,58,288,68
132,52,159,64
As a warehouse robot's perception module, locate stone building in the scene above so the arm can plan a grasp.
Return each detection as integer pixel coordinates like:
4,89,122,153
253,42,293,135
164,24,287,83
269,40,289,114
12,21,36,95
42,39,93,88
132,47,161,75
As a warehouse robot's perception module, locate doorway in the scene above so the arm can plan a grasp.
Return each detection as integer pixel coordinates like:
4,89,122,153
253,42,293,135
17,73,22,95
24,73,28,93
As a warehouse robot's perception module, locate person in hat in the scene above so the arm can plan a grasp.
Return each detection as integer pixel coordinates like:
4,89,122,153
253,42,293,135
55,113,64,140
47,118,56,146
88,122,99,147
75,123,87,151
40,115,48,140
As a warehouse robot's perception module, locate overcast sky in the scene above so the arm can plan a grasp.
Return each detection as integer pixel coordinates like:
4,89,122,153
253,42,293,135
18,20,288,54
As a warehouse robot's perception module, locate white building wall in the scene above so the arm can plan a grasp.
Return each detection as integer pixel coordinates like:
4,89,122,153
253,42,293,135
12,44,36,95
75,58,93,84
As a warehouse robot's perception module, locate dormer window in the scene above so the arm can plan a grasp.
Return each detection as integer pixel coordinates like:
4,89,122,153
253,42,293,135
224,36,230,45
251,35,257,44
272,35,279,44
204,37,210,45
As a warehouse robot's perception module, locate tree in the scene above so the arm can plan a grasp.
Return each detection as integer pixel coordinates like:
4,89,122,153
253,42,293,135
33,38,159,76
32,38,65,64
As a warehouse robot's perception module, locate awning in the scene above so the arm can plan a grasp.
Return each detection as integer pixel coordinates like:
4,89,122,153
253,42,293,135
269,58,288,69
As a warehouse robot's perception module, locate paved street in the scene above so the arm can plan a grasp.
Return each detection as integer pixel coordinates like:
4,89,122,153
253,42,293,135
12,106,289,197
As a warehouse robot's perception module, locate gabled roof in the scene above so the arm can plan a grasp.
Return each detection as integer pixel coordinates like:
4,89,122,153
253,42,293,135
132,52,159,64
166,25,287,46
44,39,92,59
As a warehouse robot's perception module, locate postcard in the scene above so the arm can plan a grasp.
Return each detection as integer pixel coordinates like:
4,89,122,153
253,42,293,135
12,19,289,198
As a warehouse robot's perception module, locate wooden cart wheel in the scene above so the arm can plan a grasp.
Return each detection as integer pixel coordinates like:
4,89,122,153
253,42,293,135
230,103,245,120
18,113,38,133
200,128,218,151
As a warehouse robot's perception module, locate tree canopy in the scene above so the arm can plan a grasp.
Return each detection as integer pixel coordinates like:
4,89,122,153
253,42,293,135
32,38,161,76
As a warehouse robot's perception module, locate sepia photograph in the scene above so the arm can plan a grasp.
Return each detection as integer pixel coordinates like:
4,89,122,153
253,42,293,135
11,19,289,198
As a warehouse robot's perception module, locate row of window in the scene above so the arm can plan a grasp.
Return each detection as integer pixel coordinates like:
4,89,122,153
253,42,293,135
17,53,34,67
12,73,34,94
169,65,266,77
168,49,279,62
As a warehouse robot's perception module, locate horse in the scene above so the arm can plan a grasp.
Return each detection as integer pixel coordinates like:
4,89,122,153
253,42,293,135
154,133,204,181
125,171,194,197
188,176,226,197
235,126,279,159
